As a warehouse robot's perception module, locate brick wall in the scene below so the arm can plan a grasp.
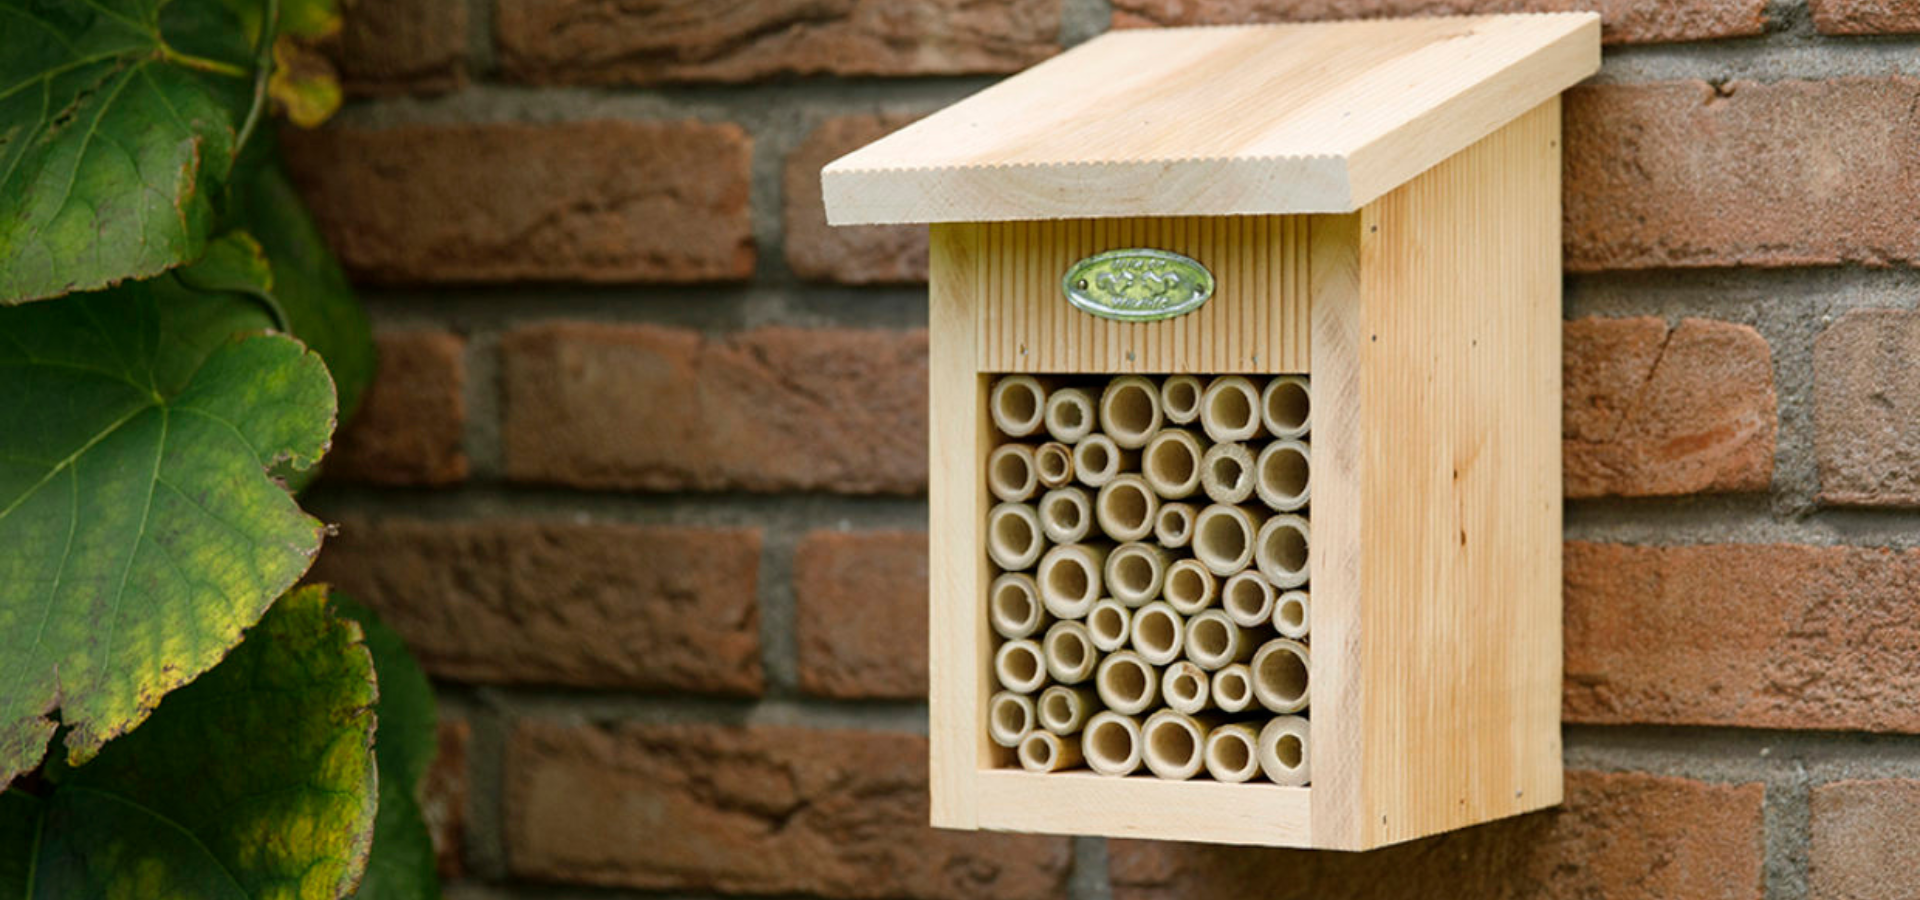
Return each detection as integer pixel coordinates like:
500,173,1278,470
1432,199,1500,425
299,1,1920,897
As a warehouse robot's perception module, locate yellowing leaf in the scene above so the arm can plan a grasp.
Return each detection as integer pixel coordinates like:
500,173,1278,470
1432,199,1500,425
270,35,344,128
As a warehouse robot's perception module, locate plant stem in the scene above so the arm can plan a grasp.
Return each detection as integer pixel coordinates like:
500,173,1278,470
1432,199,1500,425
232,0,280,159
159,46,250,79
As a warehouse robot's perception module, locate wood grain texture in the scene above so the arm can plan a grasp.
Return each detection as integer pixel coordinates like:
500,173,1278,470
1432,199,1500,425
976,770,1311,844
823,14,1599,224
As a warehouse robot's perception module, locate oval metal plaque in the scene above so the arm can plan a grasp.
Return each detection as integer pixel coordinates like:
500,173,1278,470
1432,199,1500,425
1063,248,1215,322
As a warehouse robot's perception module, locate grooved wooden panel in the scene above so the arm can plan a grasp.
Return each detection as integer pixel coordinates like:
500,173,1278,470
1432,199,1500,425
977,216,1310,374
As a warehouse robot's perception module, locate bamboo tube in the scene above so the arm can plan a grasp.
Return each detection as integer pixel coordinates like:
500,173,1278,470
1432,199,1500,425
1095,475,1159,543
1250,638,1311,714
1044,387,1098,444
1254,440,1311,512
988,690,1037,748
1073,434,1136,488
994,639,1048,694
1221,571,1275,628
1039,685,1098,735
1192,504,1267,576
1273,590,1310,639
1087,599,1132,652
1258,716,1312,786
1204,722,1262,784
989,572,1046,640
1161,374,1203,425
1083,711,1144,777
1261,375,1311,440
1129,600,1185,666
1142,428,1205,499
1095,650,1159,715
1043,620,1098,685
1184,609,1255,671
1143,709,1214,780
987,444,1039,503
1018,729,1085,773
1035,441,1075,489
990,375,1048,438
1105,542,1170,607
1255,514,1311,589
1201,442,1256,505
987,502,1045,571
1100,375,1163,449
1038,543,1109,619
1154,502,1196,548
1163,559,1217,615
1161,661,1211,715
1212,663,1255,713
1038,487,1093,544
1200,376,1262,443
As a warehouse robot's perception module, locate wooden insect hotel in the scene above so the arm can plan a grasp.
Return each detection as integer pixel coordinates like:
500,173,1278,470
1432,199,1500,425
822,13,1601,850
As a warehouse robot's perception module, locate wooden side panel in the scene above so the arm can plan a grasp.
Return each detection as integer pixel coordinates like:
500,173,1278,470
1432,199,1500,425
975,771,1311,845
1350,99,1565,848
979,216,1309,374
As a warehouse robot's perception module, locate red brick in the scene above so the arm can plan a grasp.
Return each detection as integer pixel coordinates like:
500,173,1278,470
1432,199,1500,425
501,323,928,494
1112,0,1765,44
425,718,470,879
326,331,469,486
1816,310,1920,506
1810,779,1920,900
784,115,928,285
282,121,753,284
506,721,1071,899
1566,542,1920,732
1811,0,1920,34
307,518,764,693
1110,770,1763,900
496,0,1063,85
1565,79,1920,271
1563,316,1774,498
794,531,928,699
332,0,467,94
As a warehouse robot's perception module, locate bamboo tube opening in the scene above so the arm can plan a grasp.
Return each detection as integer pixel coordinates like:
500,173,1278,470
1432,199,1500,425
1130,601,1184,665
1254,440,1311,512
1142,429,1204,499
1038,544,1107,619
1154,502,1195,547
1043,620,1098,684
1204,723,1261,784
1038,487,1093,544
987,503,1044,571
1039,685,1097,735
1212,663,1254,712
1200,376,1262,442
1095,651,1158,715
1222,571,1276,628
988,444,1039,503
989,690,1036,748
1251,638,1311,713
1143,710,1209,780
1201,442,1256,505
1101,376,1163,449
1073,434,1136,488
1106,543,1169,607
1184,609,1248,670
1161,661,1210,715
1274,590,1310,639
1018,729,1085,773
1262,375,1311,439
1096,475,1158,543
1193,504,1263,576
1161,375,1203,425
1084,711,1144,777
1044,388,1097,443
995,639,1047,694
1163,559,1216,615
1258,716,1311,786
1255,514,1311,588
1035,442,1075,489
989,572,1045,639
991,375,1048,437
1087,599,1132,652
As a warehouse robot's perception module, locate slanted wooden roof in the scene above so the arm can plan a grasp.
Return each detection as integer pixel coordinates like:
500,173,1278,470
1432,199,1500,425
823,14,1599,225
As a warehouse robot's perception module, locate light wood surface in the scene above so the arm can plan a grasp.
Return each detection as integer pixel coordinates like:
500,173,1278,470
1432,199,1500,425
975,770,1311,845
824,14,1599,224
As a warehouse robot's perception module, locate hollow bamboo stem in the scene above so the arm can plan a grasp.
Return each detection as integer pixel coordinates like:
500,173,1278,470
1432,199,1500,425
1200,375,1262,443
1258,715,1311,786
1273,589,1310,639
1035,441,1075,489
1184,609,1254,671
1129,600,1185,666
1160,661,1211,715
1143,710,1216,780
989,572,1047,640
994,639,1048,694
1095,650,1159,715
1142,428,1206,499
1212,663,1255,713
1261,375,1311,440
1222,571,1276,628
1254,439,1311,512
1201,441,1257,505
1096,474,1159,543
1043,620,1098,685
1087,599,1132,652
1100,375,1163,449
1163,559,1217,615
1084,711,1144,777
1154,502,1196,548
1018,729,1085,773
1161,374,1203,425
1073,434,1136,488
989,690,1037,748
1039,685,1099,735
988,443,1039,503
990,375,1049,438
1044,387,1098,443
1105,542,1170,607
1255,514,1311,589
1251,638,1311,714
1037,543,1110,619
987,502,1044,571
1038,487,1093,544
1192,504,1268,577
1204,722,1262,784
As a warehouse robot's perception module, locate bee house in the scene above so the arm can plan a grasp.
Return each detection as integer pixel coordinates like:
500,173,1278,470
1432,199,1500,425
822,13,1600,851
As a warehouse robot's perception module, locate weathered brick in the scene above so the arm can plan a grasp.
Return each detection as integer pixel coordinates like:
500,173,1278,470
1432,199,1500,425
1810,779,1920,900
1111,771,1763,900
282,121,752,284
1112,0,1765,44
794,530,928,699
1563,316,1774,498
506,721,1071,899
1566,542,1920,732
332,0,467,94
784,115,928,285
308,518,764,693
1811,0,1920,34
497,0,1063,85
326,331,469,486
425,718,470,879
1565,79,1920,270
1816,309,1920,506
501,323,928,494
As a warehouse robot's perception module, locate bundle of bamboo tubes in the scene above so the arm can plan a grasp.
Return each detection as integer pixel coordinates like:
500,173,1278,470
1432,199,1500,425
987,373,1313,786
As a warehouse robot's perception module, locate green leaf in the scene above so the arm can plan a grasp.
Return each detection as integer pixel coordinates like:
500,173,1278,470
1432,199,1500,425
0,585,379,899
0,278,337,786
335,596,443,900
